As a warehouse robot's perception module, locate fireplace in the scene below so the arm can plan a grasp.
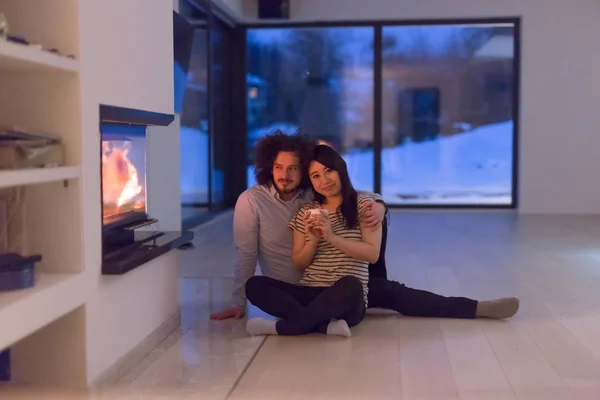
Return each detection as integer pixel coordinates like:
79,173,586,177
101,123,148,230
99,105,193,275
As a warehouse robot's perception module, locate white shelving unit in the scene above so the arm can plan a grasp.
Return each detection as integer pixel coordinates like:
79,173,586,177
0,0,86,388
0,166,80,189
1,0,180,389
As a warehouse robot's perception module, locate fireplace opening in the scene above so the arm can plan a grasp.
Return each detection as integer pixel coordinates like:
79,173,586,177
101,123,148,230
99,104,193,275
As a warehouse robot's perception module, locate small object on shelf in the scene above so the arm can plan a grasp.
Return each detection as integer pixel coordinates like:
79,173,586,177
7,35,28,45
46,48,75,60
0,253,40,292
0,13,8,40
0,126,64,170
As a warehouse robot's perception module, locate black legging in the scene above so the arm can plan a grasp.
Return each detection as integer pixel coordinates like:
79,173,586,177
245,275,366,335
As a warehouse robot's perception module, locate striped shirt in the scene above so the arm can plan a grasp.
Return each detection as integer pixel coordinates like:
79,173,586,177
288,195,371,305
232,184,381,308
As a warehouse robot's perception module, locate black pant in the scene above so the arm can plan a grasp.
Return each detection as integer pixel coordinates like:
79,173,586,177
245,275,366,335
368,278,478,318
367,216,478,318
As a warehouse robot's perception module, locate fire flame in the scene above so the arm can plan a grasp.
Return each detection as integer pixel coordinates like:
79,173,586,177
102,142,143,214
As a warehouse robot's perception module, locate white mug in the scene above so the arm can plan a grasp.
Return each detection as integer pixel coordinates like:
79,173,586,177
307,208,328,217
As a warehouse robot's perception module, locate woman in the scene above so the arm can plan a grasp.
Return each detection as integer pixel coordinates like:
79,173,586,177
245,145,383,338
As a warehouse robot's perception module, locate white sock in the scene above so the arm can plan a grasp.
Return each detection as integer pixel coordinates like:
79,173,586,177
246,318,278,336
326,319,351,338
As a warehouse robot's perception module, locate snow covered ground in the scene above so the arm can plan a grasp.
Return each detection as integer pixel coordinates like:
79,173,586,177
180,120,513,206
351,121,513,204
180,126,209,204
246,121,514,205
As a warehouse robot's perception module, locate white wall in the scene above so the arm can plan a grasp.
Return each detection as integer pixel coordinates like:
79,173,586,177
244,0,600,214
78,0,180,383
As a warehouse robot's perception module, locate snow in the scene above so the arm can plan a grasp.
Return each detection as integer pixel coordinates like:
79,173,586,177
181,121,513,206
180,126,209,204
246,121,514,205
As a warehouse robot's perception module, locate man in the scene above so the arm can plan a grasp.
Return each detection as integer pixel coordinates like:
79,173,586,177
210,132,519,321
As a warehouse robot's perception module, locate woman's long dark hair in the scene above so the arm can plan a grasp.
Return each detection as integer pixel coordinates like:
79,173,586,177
310,145,358,229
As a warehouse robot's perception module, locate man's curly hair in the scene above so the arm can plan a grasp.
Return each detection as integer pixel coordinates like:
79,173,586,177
253,129,317,189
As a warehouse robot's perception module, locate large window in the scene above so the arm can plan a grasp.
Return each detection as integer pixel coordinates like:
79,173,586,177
244,20,518,207
381,23,516,205
246,27,375,192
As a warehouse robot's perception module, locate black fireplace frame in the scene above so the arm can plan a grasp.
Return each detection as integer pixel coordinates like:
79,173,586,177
99,104,193,275
100,105,171,232
100,105,175,127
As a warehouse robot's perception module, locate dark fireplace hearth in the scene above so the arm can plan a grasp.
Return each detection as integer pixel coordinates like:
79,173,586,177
100,105,193,275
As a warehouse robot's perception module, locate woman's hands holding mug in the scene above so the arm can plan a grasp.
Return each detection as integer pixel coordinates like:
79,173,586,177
303,209,333,241
313,213,333,241
303,211,321,241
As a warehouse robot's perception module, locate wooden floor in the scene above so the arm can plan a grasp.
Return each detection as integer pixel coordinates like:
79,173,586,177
227,211,600,400
6,210,600,399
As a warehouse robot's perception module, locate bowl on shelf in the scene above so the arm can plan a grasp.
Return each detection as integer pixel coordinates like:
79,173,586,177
0,253,41,292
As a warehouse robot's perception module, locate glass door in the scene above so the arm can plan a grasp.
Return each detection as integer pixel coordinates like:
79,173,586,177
176,0,237,226
207,15,233,212
176,1,210,228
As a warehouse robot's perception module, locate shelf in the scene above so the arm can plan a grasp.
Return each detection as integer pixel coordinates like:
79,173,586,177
0,39,79,73
0,272,85,350
0,166,80,189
